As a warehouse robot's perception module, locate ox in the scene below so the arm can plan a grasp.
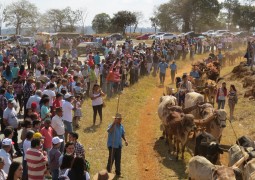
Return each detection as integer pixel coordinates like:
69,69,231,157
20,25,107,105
187,155,246,180
203,80,217,106
184,92,204,118
194,103,227,143
165,110,196,160
194,132,225,164
158,95,177,139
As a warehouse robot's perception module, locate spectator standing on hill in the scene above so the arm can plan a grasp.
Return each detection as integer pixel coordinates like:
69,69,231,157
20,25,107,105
216,82,227,109
157,59,168,85
170,61,177,84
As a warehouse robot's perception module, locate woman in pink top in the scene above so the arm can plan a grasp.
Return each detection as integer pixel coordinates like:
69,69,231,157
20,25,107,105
18,65,27,83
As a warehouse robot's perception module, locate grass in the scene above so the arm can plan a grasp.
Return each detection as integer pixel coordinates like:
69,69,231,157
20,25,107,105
77,47,246,179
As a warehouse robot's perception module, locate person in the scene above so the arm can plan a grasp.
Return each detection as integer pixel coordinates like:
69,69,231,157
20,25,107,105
157,59,168,85
91,84,105,126
26,90,42,113
73,95,83,128
62,93,75,141
51,107,65,152
178,74,192,106
40,97,51,121
42,83,56,109
59,155,74,177
49,137,63,180
170,61,177,84
93,169,115,180
65,156,90,180
0,89,8,132
2,65,13,82
69,132,85,160
3,99,22,157
0,157,7,180
0,138,13,174
106,113,128,177
52,93,63,116
40,119,53,153
59,142,75,167
216,82,227,109
6,161,23,180
26,138,48,180
22,130,34,180
228,84,238,121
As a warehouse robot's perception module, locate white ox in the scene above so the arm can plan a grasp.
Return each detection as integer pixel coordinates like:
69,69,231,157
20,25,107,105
187,155,246,180
158,95,177,138
184,92,204,118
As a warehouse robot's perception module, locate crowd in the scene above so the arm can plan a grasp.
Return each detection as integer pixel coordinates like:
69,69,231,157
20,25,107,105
0,33,246,179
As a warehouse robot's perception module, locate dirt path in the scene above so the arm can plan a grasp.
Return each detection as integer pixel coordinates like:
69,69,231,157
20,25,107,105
137,65,193,180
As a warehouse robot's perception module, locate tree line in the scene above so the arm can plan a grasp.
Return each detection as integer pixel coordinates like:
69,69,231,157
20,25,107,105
1,0,255,35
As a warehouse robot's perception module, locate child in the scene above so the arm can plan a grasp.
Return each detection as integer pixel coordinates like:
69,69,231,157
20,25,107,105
74,95,83,128
40,119,53,153
20,120,32,143
41,97,51,121
49,137,63,180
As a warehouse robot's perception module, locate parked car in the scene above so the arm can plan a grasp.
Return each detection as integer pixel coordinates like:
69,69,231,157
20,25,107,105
77,42,104,57
159,33,178,40
107,33,123,40
136,33,152,40
233,31,250,37
154,32,167,39
0,36,11,42
202,30,214,36
148,34,156,39
18,37,36,46
211,30,230,37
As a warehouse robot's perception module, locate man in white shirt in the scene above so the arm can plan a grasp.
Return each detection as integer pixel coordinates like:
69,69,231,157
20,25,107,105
51,107,65,151
26,90,42,113
62,94,75,142
42,83,56,107
0,138,13,174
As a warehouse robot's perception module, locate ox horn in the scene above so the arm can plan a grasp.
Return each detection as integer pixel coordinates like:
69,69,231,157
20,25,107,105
194,114,216,125
232,153,249,169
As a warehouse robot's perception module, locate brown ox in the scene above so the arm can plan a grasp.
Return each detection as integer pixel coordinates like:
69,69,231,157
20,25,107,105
165,109,196,160
203,80,217,106
193,103,227,143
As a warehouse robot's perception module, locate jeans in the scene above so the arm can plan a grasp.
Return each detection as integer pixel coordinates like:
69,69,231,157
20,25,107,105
107,147,122,175
218,100,225,109
51,169,59,180
22,159,28,180
159,72,166,84
152,63,158,77
107,82,114,98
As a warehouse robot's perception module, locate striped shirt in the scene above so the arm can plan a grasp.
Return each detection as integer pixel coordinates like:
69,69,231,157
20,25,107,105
26,148,47,180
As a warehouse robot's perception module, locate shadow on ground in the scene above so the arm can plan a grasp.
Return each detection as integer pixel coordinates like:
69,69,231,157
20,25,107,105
83,124,101,133
154,138,188,179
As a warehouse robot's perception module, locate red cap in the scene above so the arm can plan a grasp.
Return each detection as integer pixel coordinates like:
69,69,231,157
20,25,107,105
31,102,37,109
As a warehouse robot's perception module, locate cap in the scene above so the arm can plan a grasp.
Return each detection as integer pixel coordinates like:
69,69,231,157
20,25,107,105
52,137,63,144
2,138,14,146
64,93,73,99
8,99,15,104
113,113,122,119
33,132,45,139
31,102,37,109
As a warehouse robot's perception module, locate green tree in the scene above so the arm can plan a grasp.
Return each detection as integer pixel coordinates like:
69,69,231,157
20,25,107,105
3,0,39,34
233,5,255,31
111,11,136,35
149,17,159,33
92,13,111,34
61,7,81,32
223,0,240,29
133,11,144,33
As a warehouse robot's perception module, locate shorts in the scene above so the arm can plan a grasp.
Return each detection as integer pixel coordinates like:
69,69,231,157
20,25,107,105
63,120,73,133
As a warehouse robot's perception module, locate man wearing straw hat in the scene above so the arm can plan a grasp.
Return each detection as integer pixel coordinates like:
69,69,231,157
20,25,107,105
106,113,128,177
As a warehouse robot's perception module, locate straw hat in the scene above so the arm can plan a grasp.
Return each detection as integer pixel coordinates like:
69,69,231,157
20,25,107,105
112,113,122,119
93,170,115,180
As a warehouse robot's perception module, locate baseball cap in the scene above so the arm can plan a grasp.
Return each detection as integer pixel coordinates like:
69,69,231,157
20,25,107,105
8,99,15,104
33,132,45,139
2,138,14,146
64,93,73,99
52,137,63,144
31,102,37,109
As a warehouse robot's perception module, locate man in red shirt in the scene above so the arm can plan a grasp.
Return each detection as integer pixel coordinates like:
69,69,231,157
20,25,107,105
52,93,63,117
26,138,48,180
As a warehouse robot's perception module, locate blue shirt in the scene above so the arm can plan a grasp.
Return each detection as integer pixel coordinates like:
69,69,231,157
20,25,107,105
158,62,168,74
0,54,3,63
170,63,177,71
107,123,125,148
190,70,200,79
5,92,14,100
94,55,100,65
2,71,13,82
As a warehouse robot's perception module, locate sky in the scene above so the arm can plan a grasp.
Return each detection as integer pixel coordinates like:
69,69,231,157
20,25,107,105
1,0,171,28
